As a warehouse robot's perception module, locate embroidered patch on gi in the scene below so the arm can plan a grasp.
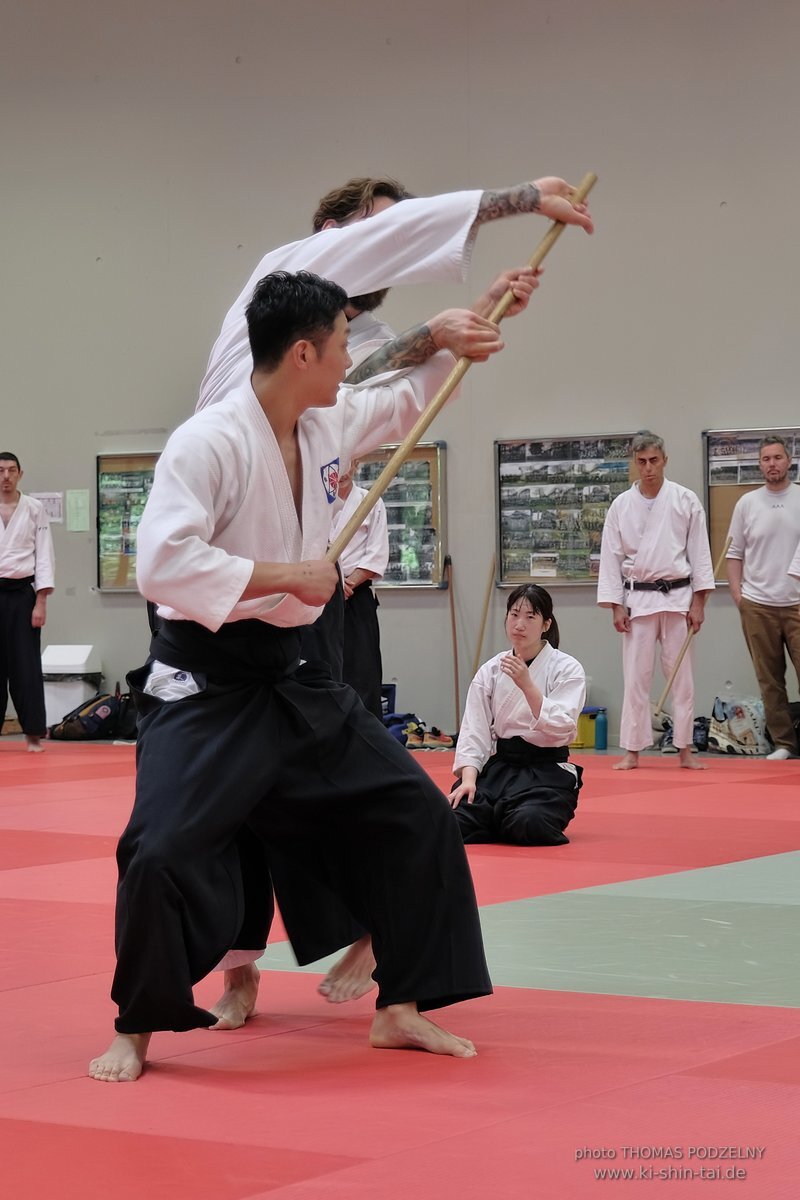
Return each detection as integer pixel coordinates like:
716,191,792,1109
320,458,340,504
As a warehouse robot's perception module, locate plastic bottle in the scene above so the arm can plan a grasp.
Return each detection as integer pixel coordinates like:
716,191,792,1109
594,707,608,751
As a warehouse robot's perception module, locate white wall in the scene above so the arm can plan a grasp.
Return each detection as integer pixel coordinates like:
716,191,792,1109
3,0,800,736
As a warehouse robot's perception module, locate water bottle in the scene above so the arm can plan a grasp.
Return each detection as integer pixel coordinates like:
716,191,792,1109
595,707,608,751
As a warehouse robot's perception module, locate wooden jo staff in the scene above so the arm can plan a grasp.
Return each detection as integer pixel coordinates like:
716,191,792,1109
471,554,497,678
326,171,598,564
653,536,732,716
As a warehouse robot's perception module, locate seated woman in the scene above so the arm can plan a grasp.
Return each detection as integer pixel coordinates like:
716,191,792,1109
450,583,586,845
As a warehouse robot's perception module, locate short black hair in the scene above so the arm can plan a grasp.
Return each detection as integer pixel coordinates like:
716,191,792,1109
0,452,21,469
245,271,348,371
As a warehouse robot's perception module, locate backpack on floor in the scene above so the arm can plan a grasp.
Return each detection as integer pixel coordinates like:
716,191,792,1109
49,690,123,740
707,695,771,756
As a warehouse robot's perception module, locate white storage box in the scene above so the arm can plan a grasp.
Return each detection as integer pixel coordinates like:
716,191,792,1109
41,645,103,727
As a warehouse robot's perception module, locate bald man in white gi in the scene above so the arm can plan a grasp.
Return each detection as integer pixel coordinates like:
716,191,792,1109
597,431,714,770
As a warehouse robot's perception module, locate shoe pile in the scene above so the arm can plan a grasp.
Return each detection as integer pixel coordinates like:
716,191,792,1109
658,715,707,754
403,720,455,751
382,711,455,751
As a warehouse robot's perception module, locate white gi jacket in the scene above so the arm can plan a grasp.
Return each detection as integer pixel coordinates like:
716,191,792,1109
0,495,55,591
197,192,481,410
596,479,715,616
137,355,454,632
330,485,389,580
453,643,586,775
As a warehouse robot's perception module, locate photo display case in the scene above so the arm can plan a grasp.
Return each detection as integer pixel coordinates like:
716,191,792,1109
495,435,634,585
97,453,159,592
704,427,800,579
354,442,447,587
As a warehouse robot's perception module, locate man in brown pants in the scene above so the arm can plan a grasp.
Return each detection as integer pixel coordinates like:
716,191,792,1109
726,435,800,759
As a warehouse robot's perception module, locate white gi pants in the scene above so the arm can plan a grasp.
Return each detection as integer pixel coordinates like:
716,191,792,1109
620,611,694,751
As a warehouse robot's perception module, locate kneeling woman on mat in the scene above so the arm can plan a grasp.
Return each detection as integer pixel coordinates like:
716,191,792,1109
450,584,586,845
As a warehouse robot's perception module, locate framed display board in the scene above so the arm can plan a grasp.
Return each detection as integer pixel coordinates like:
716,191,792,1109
495,435,635,586
354,442,447,587
704,427,800,580
96,453,159,592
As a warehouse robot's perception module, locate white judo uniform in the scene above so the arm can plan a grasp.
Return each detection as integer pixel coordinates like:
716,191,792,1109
197,192,482,411
142,362,449,630
0,494,55,590
452,642,586,845
0,494,55,737
331,484,389,584
597,479,715,751
455,644,586,772
113,351,490,1035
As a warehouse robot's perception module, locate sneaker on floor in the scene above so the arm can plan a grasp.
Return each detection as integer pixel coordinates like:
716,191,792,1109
659,729,678,754
766,746,792,760
422,727,455,750
403,722,426,749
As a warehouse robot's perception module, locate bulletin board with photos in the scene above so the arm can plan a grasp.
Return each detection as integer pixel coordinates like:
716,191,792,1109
96,453,160,592
495,435,635,586
704,427,800,580
353,442,447,587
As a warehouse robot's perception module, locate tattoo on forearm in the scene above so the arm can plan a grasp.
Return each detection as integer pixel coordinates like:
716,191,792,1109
476,183,542,225
346,324,437,383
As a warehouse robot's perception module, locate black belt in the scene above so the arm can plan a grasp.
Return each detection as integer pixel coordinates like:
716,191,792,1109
624,577,690,594
494,737,569,766
0,575,34,591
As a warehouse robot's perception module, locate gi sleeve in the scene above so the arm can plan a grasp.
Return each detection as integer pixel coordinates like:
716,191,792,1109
247,191,481,297
530,659,586,743
453,660,496,774
337,351,458,466
596,499,626,606
355,500,389,578
135,433,254,632
33,506,55,592
686,496,715,591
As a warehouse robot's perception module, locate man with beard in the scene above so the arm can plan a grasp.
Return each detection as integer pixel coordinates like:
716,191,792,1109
727,435,800,759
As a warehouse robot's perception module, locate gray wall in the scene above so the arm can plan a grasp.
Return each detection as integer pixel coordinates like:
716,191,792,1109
4,0,799,737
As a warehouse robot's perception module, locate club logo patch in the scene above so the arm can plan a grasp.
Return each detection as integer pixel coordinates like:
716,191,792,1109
320,458,340,504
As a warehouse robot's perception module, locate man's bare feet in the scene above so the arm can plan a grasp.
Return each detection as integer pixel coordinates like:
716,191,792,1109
210,962,260,1029
370,1003,477,1058
25,735,44,753
88,1032,151,1082
318,935,377,1003
613,751,639,771
679,747,707,770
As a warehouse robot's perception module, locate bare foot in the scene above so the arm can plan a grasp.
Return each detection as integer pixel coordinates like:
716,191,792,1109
26,736,44,753
210,962,260,1029
88,1032,151,1082
679,748,707,770
613,751,639,771
318,935,377,1003
370,1003,477,1058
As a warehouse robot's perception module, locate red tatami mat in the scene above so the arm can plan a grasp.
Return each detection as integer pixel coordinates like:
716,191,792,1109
1,741,799,1198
